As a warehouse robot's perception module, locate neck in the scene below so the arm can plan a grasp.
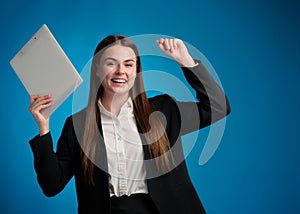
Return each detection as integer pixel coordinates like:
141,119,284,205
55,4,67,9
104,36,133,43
101,92,129,116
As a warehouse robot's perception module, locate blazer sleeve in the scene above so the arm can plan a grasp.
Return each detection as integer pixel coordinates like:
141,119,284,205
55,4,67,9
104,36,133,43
177,60,231,135
29,116,76,197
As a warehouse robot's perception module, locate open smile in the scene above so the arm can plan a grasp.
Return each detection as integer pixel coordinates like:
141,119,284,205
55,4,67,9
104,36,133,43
111,78,127,84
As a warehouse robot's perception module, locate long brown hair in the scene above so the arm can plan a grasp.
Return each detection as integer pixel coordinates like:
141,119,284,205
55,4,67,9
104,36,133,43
81,35,172,186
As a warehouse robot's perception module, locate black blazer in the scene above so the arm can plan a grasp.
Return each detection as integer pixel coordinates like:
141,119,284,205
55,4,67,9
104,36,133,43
29,61,231,214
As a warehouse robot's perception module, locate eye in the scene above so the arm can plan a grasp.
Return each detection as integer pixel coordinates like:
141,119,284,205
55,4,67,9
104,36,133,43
106,61,116,67
125,63,134,67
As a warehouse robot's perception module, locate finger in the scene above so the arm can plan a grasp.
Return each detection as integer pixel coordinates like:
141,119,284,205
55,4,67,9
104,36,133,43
173,39,178,50
31,100,52,112
29,96,53,112
164,38,171,51
158,38,170,51
37,101,52,111
156,38,163,47
35,96,52,108
30,95,42,104
158,38,165,44
30,94,51,104
156,39,166,51
170,39,176,52
29,101,52,117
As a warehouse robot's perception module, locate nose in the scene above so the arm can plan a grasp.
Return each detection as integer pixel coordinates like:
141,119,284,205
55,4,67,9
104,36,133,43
116,63,125,75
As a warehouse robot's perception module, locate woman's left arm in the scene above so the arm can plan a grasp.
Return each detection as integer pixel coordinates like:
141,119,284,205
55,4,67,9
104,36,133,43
157,38,231,135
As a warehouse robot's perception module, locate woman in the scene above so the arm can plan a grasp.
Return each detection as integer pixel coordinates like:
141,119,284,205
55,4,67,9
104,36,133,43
29,35,230,214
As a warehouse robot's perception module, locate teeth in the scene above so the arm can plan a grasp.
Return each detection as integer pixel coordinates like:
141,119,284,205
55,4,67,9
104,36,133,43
112,79,126,83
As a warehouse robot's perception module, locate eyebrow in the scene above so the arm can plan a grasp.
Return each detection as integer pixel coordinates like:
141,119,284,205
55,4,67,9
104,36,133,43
104,57,136,63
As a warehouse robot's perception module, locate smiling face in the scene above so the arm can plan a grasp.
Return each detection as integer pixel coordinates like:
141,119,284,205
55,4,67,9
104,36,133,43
96,44,137,99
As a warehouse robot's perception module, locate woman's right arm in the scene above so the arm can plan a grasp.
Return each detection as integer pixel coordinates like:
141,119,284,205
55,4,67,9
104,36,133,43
29,95,75,197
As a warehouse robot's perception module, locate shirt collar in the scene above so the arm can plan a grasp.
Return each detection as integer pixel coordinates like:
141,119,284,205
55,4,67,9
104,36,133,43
97,97,133,116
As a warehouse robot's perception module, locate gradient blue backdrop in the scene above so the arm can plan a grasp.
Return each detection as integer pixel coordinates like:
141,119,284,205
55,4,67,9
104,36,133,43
1,0,299,213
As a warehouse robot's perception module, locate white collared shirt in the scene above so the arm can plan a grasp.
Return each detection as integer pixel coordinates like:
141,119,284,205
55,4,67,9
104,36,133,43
98,98,148,197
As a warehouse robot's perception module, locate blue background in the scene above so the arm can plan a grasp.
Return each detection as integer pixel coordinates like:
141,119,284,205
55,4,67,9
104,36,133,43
1,0,300,213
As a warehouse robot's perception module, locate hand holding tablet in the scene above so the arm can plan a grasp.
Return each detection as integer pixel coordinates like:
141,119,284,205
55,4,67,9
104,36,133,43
10,24,83,116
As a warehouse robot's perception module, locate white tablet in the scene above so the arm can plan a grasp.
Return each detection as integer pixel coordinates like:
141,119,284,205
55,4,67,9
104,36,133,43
10,24,83,116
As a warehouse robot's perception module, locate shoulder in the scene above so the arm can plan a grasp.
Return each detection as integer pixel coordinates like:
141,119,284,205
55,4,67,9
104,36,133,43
62,108,87,125
149,94,176,108
69,108,87,122
61,108,87,137
57,108,87,151
148,94,180,117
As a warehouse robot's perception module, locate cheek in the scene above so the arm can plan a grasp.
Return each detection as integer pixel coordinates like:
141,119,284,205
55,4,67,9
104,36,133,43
128,73,137,87
128,73,136,86
128,67,137,78
97,67,112,81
